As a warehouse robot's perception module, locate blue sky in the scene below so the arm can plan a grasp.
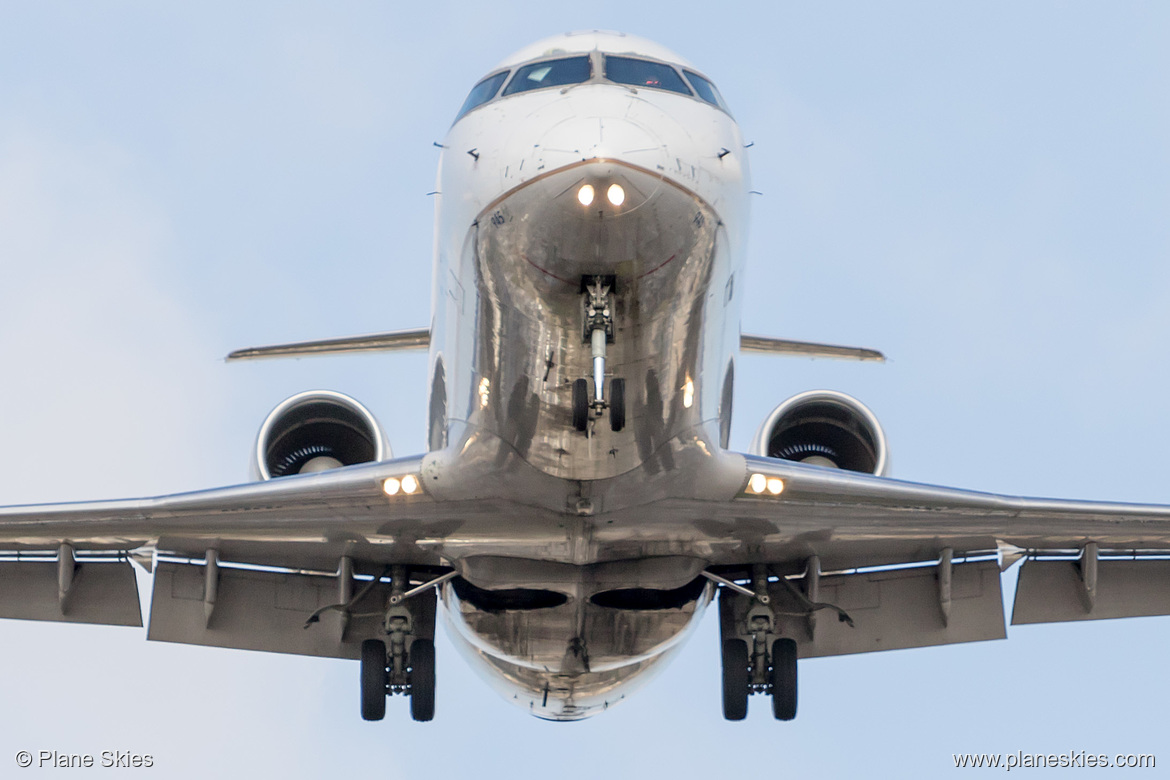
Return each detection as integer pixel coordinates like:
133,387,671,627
1,2,1169,777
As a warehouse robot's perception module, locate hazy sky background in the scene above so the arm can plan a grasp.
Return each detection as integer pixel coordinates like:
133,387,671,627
2,2,1169,777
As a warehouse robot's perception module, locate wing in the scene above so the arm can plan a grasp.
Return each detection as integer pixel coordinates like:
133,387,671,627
225,328,430,361
673,452,1170,661
0,454,558,660
739,334,885,361
4,446,1170,663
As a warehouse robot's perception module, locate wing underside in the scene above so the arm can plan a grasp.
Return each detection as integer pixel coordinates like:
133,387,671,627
0,455,452,658
1,450,1170,660
699,454,1170,659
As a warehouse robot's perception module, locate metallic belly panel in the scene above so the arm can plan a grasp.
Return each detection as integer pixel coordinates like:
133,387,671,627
445,159,727,481
442,579,712,720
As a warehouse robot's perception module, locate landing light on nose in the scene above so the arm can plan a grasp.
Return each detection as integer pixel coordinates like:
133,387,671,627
607,184,625,206
577,184,595,206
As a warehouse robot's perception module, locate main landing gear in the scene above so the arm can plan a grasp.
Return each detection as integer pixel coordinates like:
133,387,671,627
573,277,625,434
361,637,436,722
710,567,800,721
357,567,452,722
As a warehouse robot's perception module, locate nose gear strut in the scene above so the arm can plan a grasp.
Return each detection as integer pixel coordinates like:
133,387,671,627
574,277,625,433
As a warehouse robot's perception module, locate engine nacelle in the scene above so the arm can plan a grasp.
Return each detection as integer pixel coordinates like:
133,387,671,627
252,390,390,480
750,390,889,476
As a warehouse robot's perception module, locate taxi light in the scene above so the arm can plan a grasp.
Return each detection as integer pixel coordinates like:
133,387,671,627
766,477,784,495
401,474,420,495
607,183,625,206
478,377,491,409
577,184,595,206
747,473,767,494
382,477,401,496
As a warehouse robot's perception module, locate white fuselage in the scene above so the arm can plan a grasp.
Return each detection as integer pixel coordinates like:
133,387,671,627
425,34,751,719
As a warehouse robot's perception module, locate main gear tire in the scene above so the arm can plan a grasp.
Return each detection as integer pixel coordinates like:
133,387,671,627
360,639,388,721
770,637,798,721
409,639,436,722
721,638,749,720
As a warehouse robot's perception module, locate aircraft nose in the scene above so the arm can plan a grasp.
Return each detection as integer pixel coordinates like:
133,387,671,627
534,114,669,173
516,90,680,175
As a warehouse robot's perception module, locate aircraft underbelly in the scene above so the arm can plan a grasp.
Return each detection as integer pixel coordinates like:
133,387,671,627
450,160,727,481
441,579,713,720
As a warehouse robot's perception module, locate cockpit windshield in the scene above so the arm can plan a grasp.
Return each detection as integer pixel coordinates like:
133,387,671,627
455,71,508,121
603,56,691,96
452,53,731,126
503,56,592,96
683,70,729,112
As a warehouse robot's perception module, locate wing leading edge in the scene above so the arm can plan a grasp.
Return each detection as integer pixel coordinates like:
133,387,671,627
224,330,884,363
691,453,1170,660
2,448,1170,660
0,455,447,646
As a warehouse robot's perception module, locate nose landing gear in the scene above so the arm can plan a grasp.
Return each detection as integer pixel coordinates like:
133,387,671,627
573,277,625,434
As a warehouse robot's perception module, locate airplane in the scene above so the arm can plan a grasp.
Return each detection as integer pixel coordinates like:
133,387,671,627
3,30,1170,724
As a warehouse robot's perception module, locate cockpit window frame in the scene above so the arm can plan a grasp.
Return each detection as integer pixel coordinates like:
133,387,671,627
602,54,693,97
451,51,734,127
681,68,732,115
501,55,594,97
453,69,511,123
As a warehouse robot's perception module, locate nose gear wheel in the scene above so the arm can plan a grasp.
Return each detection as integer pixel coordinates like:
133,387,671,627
572,379,589,432
609,378,625,431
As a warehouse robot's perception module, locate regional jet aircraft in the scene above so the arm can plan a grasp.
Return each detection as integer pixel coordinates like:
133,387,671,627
4,31,1170,722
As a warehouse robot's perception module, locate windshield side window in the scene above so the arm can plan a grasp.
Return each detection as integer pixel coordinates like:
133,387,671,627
683,69,729,112
503,56,592,96
455,71,509,121
604,56,691,96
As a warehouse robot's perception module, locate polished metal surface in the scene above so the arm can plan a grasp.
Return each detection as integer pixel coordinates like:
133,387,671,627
442,158,727,481
9,451,1170,567
443,580,713,719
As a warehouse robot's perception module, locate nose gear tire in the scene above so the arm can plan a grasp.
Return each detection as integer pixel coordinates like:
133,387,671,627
572,378,589,431
609,378,625,431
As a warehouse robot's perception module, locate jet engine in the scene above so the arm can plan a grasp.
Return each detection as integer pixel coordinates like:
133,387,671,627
252,390,390,480
750,390,889,476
